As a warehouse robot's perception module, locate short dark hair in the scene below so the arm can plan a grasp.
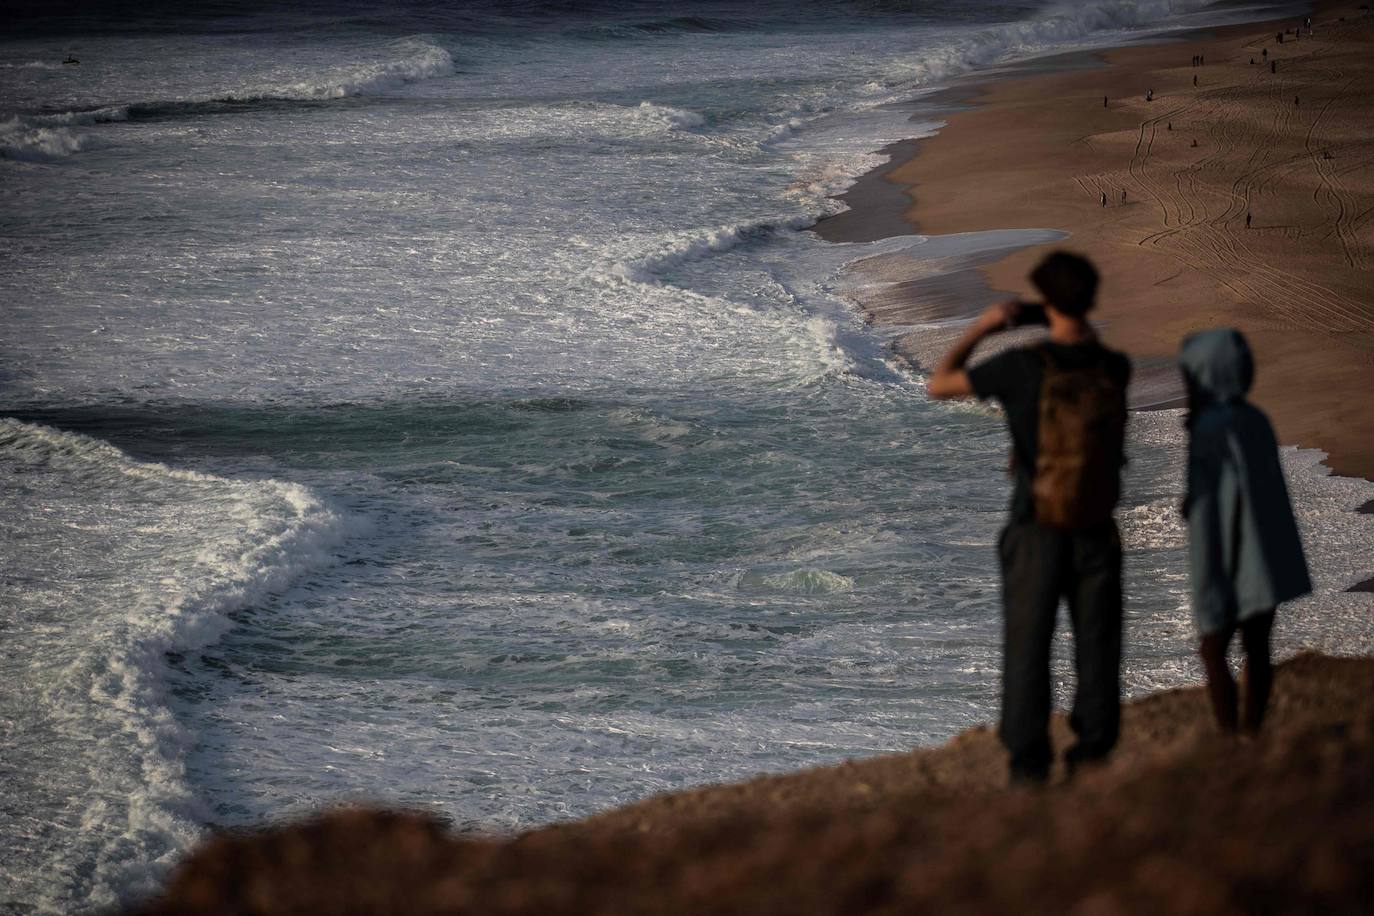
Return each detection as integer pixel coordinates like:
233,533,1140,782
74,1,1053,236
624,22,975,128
1030,251,1099,317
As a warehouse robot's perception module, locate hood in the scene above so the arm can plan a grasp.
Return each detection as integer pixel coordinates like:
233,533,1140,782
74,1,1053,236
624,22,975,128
1178,327,1254,403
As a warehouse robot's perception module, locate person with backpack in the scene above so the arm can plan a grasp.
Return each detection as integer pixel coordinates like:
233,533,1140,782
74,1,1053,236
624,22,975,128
1178,329,1310,734
926,251,1130,785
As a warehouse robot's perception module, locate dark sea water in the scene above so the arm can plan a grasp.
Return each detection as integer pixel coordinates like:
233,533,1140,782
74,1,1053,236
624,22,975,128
3,1,1369,911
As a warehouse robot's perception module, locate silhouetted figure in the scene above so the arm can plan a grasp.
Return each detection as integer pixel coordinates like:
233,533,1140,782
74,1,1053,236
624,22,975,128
1250,57,1255,65
1192,138,1198,147
927,253,1129,785
1167,121,1172,130
1271,60,1277,74
1194,74,1198,87
1246,212,1251,228
1262,48,1268,59
1146,89,1154,101
1101,191,1107,207
1179,330,1310,735
1121,189,1127,204
1103,95,1108,108
1295,96,1300,107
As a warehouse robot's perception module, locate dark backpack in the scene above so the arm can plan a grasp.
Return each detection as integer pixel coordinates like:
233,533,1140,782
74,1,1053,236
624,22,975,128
1032,346,1126,529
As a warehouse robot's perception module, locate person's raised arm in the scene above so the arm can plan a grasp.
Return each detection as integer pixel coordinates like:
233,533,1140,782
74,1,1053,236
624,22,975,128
925,300,1021,400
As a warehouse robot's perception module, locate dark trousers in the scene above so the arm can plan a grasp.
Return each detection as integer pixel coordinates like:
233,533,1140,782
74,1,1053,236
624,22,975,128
997,520,1123,780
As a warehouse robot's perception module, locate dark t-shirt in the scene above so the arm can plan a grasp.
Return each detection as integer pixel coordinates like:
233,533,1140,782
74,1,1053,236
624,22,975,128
967,340,1131,522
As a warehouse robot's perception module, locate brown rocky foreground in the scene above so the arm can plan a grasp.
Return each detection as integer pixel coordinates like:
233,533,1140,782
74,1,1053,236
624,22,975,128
130,652,1374,915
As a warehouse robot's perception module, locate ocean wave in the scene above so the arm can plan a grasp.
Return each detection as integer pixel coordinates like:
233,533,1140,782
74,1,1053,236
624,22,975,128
856,0,1216,106
0,105,130,161
1,60,65,70
762,116,807,145
117,36,453,113
0,419,348,909
0,119,85,160
571,13,758,40
599,215,818,286
636,100,705,130
741,567,857,594
229,36,454,102
0,37,451,161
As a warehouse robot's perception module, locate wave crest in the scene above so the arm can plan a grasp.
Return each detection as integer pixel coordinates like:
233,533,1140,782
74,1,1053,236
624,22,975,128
243,36,454,101
0,419,348,908
739,567,856,595
1,38,451,161
636,100,705,130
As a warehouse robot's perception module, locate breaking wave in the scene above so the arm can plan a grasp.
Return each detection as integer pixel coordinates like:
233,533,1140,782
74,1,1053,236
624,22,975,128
0,37,451,161
0,419,348,910
599,215,819,286
0,107,128,161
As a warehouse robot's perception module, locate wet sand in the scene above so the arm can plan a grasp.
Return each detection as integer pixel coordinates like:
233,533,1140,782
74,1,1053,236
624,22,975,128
826,1,1374,480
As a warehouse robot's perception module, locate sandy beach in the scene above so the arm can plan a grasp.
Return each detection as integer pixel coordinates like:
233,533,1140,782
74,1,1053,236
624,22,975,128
826,1,1374,480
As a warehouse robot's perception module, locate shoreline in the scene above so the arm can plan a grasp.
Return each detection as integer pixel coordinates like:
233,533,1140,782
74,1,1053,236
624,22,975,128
105,10,1374,911
818,0,1374,483
131,652,1374,914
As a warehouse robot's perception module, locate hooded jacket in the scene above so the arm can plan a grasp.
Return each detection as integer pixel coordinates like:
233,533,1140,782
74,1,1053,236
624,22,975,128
1179,329,1311,634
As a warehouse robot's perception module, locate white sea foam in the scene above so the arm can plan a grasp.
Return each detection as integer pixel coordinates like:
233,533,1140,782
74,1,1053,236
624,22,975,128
748,568,857,594
636,100,705,130
230,36,454,101
601,215,821,286
0,118,86,159
850,0,1224,109
0,107,128,161
0,37,449,161
0,419,348,910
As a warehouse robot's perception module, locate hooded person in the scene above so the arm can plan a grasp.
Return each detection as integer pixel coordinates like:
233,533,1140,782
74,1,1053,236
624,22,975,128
1178,328,1311,734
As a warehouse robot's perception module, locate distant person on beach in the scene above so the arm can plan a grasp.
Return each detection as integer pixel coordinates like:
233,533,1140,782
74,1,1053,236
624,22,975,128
1178,329,1311,734
1103,95,1108,108
1146,89,1153,101
1101,191,1108,207
1246,212,1251,228
927,252,1129,784
1121,189,1127,204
